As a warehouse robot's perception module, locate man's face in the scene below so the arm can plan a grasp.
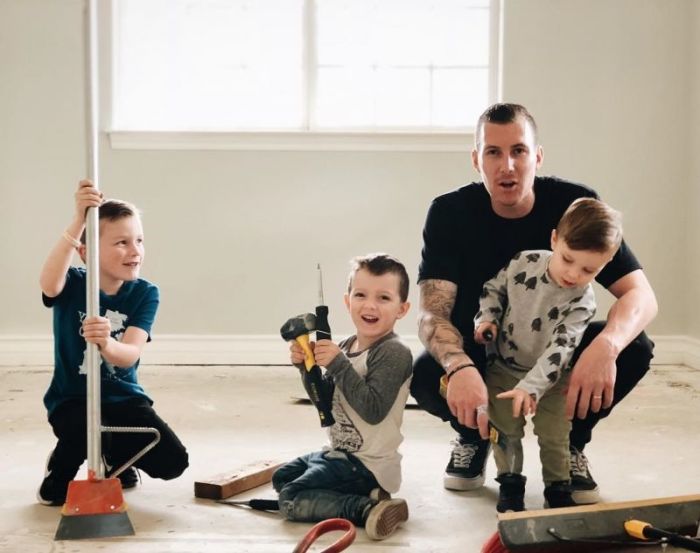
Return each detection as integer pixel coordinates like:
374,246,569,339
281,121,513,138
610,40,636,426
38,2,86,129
472,116,543,218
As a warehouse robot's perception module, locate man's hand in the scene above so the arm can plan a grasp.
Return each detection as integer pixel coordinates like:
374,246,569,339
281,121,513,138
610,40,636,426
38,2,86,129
314,339,341,367
565,335,617,420
446,366,490,439
81,316,111,349
497,388,536,417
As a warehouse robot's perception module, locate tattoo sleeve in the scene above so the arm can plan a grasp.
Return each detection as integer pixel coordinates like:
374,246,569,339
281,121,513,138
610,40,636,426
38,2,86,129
418,279,471,371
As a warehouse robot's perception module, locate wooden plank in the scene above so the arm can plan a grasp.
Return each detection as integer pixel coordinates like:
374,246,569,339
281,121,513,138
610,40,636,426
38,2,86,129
194,460,284,500
498,494,700,550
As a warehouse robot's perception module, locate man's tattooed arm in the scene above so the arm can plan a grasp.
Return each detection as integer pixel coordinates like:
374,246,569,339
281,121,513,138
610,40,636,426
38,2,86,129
417,279,475,373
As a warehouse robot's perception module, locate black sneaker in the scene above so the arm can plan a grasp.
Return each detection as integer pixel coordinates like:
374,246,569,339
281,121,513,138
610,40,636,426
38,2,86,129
569,446,600,504
443,436,491,491
37,450,70,507
116,466,141,489
106,465,141,489
495,473,526,513
544,481,577,508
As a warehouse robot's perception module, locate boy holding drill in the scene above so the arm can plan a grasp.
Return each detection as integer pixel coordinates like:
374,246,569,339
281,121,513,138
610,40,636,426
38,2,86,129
280,253,412,540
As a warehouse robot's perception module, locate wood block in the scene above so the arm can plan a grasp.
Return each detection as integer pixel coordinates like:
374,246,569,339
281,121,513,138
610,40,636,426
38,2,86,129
497,494,700,551
194,460,284,500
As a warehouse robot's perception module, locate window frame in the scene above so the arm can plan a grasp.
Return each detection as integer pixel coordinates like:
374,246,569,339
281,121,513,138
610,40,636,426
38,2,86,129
102,0,502,151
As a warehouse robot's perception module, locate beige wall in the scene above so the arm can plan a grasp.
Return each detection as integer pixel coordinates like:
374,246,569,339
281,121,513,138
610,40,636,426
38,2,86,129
1,0,696,340
690,0,700,339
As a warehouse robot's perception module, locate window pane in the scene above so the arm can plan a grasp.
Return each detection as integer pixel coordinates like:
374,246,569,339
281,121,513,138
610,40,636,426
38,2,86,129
113,0,303,131
315,0,491,129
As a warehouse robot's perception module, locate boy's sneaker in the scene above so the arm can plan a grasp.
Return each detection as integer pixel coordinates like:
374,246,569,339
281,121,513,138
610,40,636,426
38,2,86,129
544,481,577,508
444,436,491,491
37,450,70,507
495,473,526,513
569,446,600,504
369,487,391,503
364,498,409,540
115,466,141,489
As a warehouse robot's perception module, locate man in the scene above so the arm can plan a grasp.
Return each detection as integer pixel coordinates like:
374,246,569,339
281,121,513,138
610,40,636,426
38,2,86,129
411,103,657,504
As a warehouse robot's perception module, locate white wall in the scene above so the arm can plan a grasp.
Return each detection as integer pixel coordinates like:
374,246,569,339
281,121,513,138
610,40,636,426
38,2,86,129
1,0,697,345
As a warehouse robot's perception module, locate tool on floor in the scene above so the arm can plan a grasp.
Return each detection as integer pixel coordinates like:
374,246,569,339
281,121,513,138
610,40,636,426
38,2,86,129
625,519,700,552
194,460,284,500
217,498,280,511
293,518,356,553
55,0,160,540
280,313,335,427
480,493,700,552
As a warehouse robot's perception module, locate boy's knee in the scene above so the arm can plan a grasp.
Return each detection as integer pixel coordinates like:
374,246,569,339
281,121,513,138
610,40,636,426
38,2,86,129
153,450,189,480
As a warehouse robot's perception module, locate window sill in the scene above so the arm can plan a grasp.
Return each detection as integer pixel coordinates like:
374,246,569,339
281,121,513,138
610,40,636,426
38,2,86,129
108,130,473,152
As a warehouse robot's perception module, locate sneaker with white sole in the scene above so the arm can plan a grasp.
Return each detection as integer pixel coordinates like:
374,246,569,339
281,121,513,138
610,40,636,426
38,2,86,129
443,436,490,491
569,446,600,504
364,498,409,540
37,449,72,507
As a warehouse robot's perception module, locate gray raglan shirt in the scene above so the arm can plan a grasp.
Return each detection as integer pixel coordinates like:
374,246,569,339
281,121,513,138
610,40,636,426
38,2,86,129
324,332,413,493
474,250,596,401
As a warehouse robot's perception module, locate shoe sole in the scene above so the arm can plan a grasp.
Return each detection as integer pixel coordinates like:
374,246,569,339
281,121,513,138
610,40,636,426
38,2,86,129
571,487,600,505
443,472,485,491
365,499,409,540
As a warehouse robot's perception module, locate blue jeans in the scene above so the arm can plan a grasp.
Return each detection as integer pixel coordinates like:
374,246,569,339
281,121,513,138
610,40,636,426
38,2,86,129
272,450,378,525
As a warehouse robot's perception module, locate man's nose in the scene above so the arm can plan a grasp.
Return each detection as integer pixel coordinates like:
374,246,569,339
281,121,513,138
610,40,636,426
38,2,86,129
501,155,516,172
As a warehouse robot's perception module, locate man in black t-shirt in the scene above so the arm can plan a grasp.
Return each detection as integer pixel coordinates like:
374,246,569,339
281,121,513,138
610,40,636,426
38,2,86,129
411,103,657,505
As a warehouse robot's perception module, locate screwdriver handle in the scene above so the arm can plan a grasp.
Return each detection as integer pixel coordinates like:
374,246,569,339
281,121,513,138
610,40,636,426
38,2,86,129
315,305,331,342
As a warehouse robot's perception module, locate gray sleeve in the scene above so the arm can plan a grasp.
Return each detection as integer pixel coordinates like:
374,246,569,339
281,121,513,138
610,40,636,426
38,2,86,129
474,263,509,328
516,287,596,401
325,339,413,425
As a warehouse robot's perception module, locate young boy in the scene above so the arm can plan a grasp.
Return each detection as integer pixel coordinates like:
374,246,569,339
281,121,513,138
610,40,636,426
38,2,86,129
473,198,622,512
280,253,413,540
37,179,189,506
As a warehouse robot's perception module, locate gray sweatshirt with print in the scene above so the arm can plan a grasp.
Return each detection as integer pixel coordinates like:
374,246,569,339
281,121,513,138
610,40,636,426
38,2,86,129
474,250,596,401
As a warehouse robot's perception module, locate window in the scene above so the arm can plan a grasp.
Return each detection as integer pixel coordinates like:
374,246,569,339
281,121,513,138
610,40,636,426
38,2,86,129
111,0,499,141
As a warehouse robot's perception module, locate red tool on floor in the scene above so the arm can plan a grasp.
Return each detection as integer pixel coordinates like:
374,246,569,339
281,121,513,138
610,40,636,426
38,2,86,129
293,518,356,553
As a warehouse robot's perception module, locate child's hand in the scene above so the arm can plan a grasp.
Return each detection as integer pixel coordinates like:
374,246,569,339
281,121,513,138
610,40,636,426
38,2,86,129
313,339,341,367
474,322,497,344
496,388,537,417
75,179,103,223
289,339,314,366
81,316,112,349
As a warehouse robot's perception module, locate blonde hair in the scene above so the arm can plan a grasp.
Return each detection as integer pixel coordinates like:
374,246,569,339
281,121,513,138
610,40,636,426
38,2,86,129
557,198,623,253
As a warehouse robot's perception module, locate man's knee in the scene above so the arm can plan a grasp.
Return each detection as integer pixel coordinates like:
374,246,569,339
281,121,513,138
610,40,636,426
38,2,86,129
410,350,441,402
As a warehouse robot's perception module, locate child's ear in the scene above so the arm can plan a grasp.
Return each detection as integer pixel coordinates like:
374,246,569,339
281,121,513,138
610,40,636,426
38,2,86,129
396,301,411,320
77,244,87,264
550,229,558,251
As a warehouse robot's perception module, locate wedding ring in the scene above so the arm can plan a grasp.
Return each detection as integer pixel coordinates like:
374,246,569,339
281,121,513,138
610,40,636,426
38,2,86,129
476,404,488,415
592,395,602,399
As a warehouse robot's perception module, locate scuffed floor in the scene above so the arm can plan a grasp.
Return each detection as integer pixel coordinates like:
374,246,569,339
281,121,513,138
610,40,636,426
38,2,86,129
1,364,699,552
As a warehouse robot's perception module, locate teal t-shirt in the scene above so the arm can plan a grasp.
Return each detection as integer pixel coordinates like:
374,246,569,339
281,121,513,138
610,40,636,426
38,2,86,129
42,267,158,416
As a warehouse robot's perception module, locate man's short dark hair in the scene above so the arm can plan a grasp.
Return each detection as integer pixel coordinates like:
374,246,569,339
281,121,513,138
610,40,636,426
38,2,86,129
347,253,410,302
475,103,538,147
80,199,139,244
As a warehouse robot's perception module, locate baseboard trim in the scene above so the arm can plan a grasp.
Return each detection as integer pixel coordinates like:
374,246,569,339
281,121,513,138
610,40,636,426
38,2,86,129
1,334,699,369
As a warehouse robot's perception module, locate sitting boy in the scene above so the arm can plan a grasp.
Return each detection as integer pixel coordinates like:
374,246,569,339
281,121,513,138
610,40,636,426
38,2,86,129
37,179,189,506
280,253,412,540
474,198,622,511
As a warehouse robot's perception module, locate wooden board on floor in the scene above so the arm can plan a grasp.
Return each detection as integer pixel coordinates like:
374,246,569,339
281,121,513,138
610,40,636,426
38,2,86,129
194,460,284,500
497,493,700,550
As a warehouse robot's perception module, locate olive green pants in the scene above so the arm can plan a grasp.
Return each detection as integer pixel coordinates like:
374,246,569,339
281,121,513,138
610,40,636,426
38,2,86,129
486,360,571,485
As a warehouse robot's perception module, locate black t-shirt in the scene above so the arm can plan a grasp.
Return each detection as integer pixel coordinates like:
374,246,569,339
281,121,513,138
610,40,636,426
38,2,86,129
418,176,641,362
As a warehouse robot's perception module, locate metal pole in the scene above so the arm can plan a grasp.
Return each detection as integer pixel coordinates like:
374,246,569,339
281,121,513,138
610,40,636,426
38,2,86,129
85,0,103,480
